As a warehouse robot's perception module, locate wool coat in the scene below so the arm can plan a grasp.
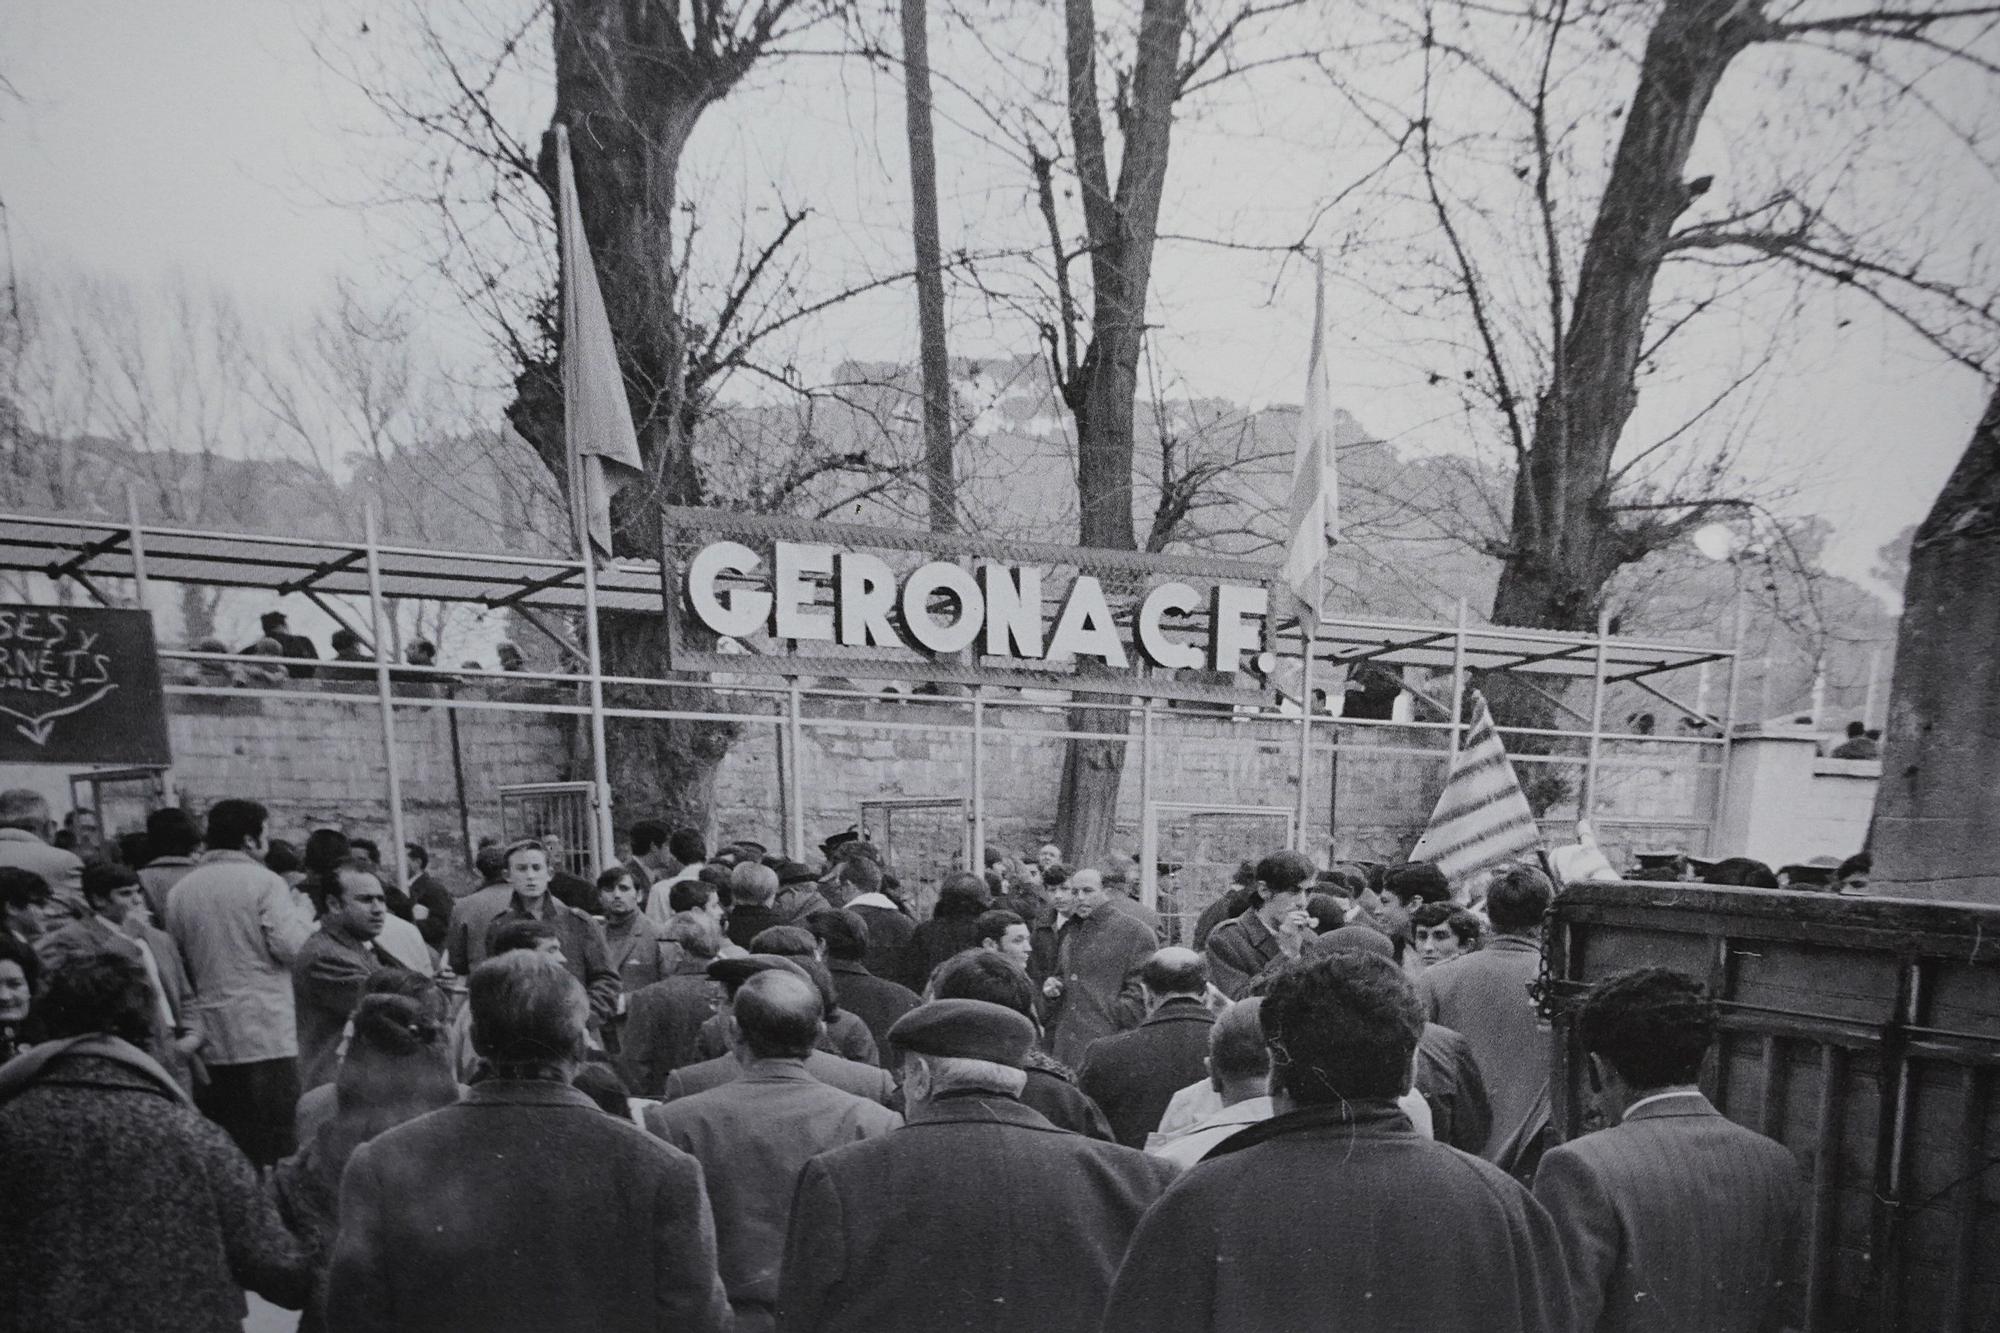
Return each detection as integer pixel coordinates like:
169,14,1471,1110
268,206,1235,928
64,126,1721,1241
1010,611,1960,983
37,913,204,1090
323,1078,730,1333
844,895,915,984
1076,995,1216,1147
622,961,725,1096
1102,1100,1576,1333
664,1047,896,1106
0,1050,309,1331
827,958,919,1056
1533,1092,1804,1333
777,1092,1176,1333
1417,1019,1493,1155
1046,904,1156,1069
647,1059,902,1329
1418,935,1552,1174
1201,908,1286,1000
291,921,401,1090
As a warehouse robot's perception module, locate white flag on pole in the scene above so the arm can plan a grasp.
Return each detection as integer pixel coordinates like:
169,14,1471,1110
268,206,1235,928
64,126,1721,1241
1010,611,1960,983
1409,692,1543,882
555,124,644,558
1280,255,1340,628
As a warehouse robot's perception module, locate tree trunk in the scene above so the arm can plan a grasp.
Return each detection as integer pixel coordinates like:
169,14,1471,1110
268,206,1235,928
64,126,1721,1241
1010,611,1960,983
1491,0,1763,634
1867,384,2000,904
1050,0,1190,869
901,0,955,534
505,1,745,846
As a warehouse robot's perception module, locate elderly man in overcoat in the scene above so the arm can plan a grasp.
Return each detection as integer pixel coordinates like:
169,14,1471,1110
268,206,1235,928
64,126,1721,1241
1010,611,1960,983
1103,952,1574,1333
777,999,1176,1333
1076,947,1216,1147
1042,868,1157,1068
648,968,901,1332
324,951,730,1333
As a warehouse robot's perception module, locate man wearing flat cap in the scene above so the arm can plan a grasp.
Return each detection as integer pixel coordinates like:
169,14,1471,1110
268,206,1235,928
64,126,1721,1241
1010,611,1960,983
660,956,895,1107
778,998,1177,1333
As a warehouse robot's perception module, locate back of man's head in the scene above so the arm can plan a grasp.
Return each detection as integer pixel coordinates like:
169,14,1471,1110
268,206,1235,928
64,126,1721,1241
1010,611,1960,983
1486,863,1554,934
1577,966,1716,1092
749,924,817,958
1703,856,1779,890
732,861,779,906
808,908,870,962
841,857,883,895
470,950,588,1073
975,908,1023,946
144,807,202,858
669,877,717,916
491,919,562,957
932,949,1038,1020
1383,861,1451,907
0,866,51,914
1846,720,1867,739
629,819,669,858
668,828,707,865
732,969,823,1060
1139,947,1208,998
0,788,50,835
474,842,509,884
1208,998,1270,1088
38,952,154,1045
204,799,268,853
1262,952,1421,1104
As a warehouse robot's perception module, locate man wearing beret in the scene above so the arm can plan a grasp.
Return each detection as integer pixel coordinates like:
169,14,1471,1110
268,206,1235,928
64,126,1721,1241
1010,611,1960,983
778,998,1177,1333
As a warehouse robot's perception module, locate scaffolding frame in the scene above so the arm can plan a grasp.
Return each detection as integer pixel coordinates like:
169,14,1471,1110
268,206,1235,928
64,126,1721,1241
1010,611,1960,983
0,509,1742,877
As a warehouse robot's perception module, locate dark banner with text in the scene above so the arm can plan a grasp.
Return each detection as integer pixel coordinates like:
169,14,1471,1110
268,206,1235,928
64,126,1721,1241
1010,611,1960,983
0,606,172,766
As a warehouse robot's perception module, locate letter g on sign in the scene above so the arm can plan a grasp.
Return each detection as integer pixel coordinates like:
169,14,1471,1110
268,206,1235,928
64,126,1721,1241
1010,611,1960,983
686,541,773,638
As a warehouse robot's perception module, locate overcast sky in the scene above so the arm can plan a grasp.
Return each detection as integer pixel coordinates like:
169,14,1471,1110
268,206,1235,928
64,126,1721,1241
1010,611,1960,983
3,0,1991,599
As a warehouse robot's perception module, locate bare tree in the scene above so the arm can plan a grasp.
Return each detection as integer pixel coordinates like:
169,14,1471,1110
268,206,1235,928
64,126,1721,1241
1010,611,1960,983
900,0,958,532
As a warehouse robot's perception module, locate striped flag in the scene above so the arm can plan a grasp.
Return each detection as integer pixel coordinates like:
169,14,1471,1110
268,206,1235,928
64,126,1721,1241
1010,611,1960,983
1409,691,1542,881
555,123,645,559
1279,253,1340,628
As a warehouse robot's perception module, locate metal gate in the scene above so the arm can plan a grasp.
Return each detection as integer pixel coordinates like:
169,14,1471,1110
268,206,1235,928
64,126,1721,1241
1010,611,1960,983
860,797,969,917
1142,802,1294,944
498,781,604,879
67,766,170,861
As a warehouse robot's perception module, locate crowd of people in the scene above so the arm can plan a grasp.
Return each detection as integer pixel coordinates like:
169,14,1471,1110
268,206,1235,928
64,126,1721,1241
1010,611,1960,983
0,784,1808,1332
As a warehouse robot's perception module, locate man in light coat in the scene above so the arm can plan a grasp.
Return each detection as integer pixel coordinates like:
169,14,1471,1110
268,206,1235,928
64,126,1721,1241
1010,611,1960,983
648,969,901,1333
1534,967,1804,1333
165,798,313,1168
0,788,85,918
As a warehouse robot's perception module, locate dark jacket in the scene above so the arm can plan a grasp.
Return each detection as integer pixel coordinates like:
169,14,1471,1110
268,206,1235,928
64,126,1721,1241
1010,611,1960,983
1190,887,1252,951
547,868,599,914
1077,995,1216,1148
324,1079,730,1333
1021,1051,1115,1141
827,958,920,1055
620,960,724,1096
1533,1093,1804,1333
1028,909,1066,987
664,1049,896,1107
898,887,989,991
778,1092,1177,1333
726,903,793,952
1046,905,1157,1069
291,922,403,1090
1202,908,1285,1000
0,1051,309,1331
484,892,622,1025
846,896,915,983
400,872,455,951
1417,1020,1492,1155
1102,1100,1575,1333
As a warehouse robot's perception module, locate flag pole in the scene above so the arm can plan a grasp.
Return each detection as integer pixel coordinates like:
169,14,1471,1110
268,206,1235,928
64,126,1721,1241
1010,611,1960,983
557,123,620,874
1294,567,1319,856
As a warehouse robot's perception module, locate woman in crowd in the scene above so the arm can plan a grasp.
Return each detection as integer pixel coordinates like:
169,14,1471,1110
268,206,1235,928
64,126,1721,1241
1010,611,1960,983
271,992,457,1333
0,934,39,1063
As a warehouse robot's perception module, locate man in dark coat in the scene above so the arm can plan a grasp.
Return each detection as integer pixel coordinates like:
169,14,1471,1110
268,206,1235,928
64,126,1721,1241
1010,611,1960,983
398,842,456,952
899,870,990,990
1043,869,1157,1068
809,908,919,1055
539,833,600,913
1203,849,1316,999
1534,967,1804,1333
1103,952,1574,1333
647,969,901,1333
661,955,896,1107
833,857,914,982
778,999,1176,1333
325,951,730,1333
292,861,405,1090
0,953,309,1330
482,841,622,1029
1077,947,1216,1147
620,905,728,1096
1419,862,1555,1177
931,949,1115,1140
726,862,794,951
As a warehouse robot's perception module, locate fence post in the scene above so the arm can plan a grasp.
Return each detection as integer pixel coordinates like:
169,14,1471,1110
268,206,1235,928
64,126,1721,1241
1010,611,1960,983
969,687,985,873
1582,607,1611,827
